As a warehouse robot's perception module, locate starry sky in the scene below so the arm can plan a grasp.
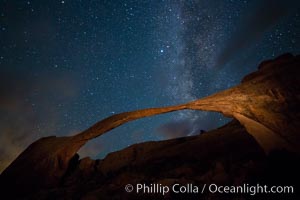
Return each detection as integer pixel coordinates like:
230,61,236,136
0,0,299,171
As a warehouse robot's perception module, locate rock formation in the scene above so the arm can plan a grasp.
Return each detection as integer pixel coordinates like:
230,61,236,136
0,53,299,199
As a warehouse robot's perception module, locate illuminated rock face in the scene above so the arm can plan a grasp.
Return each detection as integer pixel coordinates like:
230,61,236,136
0,54,299,198
187,53,300,153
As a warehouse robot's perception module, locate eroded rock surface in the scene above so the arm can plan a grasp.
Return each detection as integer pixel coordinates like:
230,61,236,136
188,53,300,152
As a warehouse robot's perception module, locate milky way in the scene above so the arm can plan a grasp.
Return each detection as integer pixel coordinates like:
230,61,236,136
0,0,299,171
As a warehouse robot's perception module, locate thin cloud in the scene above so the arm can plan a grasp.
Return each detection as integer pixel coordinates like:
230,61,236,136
0,69,80,173
216,0,297,67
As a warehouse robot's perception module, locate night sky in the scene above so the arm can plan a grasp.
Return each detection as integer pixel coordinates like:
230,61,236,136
0,0,299,171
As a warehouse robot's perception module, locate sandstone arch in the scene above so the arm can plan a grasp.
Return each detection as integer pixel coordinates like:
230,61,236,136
1,53,299,195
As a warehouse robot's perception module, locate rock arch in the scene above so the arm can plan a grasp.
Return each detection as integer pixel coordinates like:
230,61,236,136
1,53,299,196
